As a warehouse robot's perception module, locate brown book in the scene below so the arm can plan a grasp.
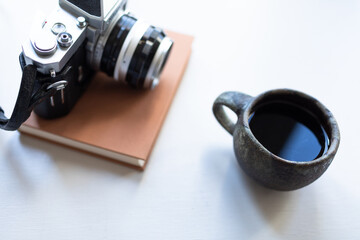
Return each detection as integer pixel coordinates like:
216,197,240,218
19,31,194,170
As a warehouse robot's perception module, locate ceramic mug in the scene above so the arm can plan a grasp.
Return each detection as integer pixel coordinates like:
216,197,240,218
213,89,340,191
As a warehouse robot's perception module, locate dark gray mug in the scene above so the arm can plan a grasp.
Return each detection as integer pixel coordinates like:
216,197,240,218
213,89,340,191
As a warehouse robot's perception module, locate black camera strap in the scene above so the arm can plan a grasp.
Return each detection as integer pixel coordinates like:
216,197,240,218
0,55,58,131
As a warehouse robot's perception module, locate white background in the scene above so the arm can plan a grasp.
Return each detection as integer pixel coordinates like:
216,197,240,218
1,0,360,239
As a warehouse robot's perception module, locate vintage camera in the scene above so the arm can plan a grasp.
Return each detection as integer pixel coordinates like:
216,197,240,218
21,0,173,119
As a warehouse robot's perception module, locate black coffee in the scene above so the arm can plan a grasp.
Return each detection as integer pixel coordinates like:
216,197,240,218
249,101,329,162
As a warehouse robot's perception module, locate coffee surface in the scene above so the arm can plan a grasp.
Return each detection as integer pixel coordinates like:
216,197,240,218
249,101,329,162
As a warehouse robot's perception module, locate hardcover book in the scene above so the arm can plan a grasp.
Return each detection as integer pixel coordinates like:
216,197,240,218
19,31,194,170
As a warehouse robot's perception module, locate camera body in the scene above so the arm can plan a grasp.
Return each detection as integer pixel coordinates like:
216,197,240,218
21,0,173,118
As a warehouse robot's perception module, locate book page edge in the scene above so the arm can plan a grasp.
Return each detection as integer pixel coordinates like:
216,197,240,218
19,125,145,168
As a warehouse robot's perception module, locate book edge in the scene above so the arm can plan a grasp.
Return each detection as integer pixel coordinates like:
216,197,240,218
19,125,145,168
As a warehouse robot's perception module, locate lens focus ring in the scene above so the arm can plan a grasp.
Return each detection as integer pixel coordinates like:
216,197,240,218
125,26,165,88
100,15,136,76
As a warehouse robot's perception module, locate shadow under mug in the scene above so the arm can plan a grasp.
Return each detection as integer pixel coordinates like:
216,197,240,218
213,89,340,191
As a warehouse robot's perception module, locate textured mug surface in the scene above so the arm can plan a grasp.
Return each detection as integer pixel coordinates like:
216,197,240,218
213,89,340,191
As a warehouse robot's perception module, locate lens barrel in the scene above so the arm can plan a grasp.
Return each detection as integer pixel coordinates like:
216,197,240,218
100,14,173,88
100,15,136,77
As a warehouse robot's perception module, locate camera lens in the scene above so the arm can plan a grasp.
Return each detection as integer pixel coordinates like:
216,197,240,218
99,14,173,88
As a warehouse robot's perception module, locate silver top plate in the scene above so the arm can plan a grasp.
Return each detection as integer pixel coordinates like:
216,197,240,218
22,8,86,74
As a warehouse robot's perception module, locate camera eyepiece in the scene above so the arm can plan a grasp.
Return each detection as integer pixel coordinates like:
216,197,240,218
98,14,173,88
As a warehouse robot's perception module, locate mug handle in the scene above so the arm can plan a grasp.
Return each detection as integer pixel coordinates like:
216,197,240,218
213,91,253,135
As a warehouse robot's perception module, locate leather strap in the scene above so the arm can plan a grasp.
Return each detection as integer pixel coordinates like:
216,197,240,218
0,55,57,131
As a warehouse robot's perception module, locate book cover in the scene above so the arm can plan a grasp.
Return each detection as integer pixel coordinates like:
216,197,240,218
19,31,194,170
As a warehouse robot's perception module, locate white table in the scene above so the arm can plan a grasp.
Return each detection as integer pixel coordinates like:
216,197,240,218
1,0,359,239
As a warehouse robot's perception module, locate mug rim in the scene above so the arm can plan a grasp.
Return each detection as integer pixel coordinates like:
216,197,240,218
242,88,340,165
